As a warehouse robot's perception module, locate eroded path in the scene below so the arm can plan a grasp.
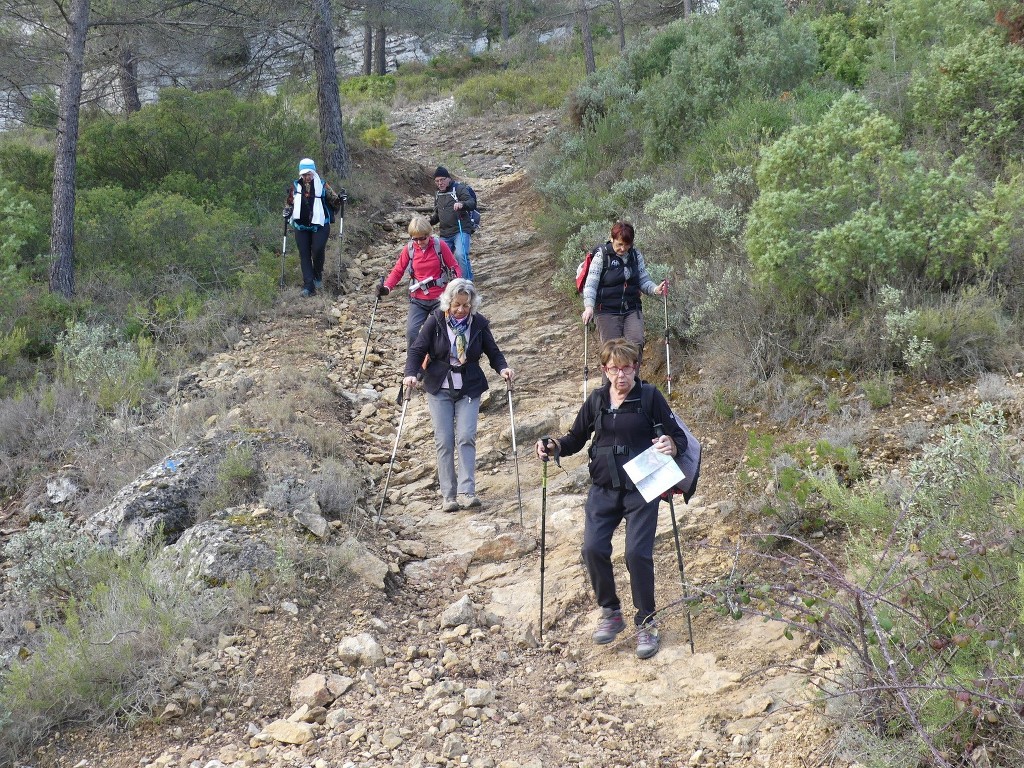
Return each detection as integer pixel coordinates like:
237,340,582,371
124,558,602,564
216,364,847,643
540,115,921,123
321,98,840,766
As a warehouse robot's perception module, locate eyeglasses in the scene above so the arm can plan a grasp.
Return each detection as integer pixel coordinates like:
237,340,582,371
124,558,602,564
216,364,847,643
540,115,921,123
603,365,636,376
412,235,429,242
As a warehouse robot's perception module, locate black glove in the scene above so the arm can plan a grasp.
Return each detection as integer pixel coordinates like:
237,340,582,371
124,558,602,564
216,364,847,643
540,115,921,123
376,282,390,298
282,205,291,220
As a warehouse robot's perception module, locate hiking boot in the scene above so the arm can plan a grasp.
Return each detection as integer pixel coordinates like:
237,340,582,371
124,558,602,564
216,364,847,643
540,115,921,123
461,495,482,509
592,608,625,645
636,621,660,659
441,498,460,513
301,288,313,298
313,279,323,290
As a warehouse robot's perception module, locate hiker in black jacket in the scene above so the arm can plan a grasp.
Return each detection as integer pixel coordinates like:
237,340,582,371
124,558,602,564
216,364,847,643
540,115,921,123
430,166,476,281
404,279,514,513
580,221,667,368
535,338,685,660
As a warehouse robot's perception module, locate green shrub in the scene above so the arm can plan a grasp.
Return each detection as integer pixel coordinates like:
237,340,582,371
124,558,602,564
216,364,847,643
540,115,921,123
345,103,390,136
359,125,396,149
909,31,1024,166
340,74,397,105
78,89,313,223
0,138,54,195
454,65,584,115
55,322,158,411
860,373,894,408
741,432,861,535
815,404,1024,765
199,443,260,519
809,12,875,86
638,0,817,159
2,511,103,612
747,93,1015,306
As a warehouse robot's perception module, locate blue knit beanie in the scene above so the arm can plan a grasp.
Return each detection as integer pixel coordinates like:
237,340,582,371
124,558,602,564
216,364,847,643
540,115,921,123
299,158,316,175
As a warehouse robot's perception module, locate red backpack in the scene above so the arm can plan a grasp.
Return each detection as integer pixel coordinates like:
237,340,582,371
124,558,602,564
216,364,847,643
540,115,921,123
575,246,601,293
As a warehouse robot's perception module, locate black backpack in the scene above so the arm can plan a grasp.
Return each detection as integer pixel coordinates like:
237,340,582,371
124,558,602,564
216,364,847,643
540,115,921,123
454,182,482,233
592,382,702,502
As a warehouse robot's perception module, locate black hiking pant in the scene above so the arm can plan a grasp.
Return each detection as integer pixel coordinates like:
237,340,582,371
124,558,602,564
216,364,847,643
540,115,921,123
294,224,330,293
581,484,660,627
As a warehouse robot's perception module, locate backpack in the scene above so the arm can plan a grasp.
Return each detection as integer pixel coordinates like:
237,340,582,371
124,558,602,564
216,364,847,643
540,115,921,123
453,182,482,233
592,382,702,501
575,245,601,294
406,236,456,291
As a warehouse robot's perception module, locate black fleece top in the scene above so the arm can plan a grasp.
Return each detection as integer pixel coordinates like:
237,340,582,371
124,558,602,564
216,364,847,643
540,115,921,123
404,309,508,398
556,381,687,490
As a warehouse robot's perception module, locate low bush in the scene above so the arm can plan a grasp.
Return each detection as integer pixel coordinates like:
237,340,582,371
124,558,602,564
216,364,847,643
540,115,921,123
360,125,396,149
340,74,397,105
199,442,260,520
717,404,1024,767
909,31,1024,168
0,520,244,764
55,322,158,411
747,93,1017,308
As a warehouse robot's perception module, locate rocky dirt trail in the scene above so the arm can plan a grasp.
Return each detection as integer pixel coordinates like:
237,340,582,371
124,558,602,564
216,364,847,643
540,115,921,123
315,98,842,766
35,99,849,768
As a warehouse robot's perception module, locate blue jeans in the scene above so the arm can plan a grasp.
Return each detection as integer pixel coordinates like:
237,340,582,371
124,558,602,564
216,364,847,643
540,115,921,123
425,389,479,500
442,232,473,282
581,485,660,627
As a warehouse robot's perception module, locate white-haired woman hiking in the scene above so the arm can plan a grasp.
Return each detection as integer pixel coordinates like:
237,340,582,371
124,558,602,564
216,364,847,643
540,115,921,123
403,279,514,512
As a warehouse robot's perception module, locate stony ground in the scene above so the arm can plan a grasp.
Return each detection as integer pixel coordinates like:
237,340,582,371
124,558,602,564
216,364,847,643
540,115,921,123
30,97,1023,768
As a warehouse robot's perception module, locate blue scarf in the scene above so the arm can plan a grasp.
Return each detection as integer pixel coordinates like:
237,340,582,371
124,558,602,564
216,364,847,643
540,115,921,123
448,315,470,364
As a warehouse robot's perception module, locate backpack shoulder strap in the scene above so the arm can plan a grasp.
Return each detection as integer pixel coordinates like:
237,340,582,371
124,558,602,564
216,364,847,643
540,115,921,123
639,382,656,426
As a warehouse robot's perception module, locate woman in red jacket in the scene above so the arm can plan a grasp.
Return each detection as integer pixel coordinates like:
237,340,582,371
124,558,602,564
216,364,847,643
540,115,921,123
378,215,462,348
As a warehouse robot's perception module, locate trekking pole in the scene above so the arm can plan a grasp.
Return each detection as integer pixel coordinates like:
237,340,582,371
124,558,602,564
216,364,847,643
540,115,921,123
668,492,695,654
663,289,672,397
506,379,524,526
539,437,551,639
336,191,347,290
279,218,288,288
582,321,590,403
355,284,382,386
376,381,411,525
655,423,695,653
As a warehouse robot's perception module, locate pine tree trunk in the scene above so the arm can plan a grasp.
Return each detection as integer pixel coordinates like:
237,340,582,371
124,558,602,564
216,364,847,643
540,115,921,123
362,23,372,75
611,0,626,52
118,39,142,113
373,25,386,75
579,1,595,76
500,0,510,41
49,0,90,299
311,0,349,178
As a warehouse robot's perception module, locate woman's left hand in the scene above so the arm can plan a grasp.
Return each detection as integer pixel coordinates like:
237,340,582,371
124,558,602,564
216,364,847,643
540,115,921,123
500,368,515,383
652,434,676,456
655,280,669,296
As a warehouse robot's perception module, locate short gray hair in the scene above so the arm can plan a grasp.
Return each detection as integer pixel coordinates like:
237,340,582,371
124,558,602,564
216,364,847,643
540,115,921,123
439,278,481,313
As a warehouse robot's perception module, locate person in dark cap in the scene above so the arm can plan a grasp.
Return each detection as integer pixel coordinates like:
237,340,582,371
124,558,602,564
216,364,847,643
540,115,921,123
430,166,477,281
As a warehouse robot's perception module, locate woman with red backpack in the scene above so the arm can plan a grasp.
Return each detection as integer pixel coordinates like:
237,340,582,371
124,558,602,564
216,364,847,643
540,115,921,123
580,221,668,369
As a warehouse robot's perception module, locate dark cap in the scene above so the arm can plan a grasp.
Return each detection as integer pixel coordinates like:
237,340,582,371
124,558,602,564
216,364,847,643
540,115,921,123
433,166,450,179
